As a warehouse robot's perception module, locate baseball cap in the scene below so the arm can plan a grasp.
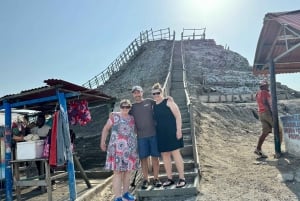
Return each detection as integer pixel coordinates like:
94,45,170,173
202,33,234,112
131,86,143,93
259,80,268,86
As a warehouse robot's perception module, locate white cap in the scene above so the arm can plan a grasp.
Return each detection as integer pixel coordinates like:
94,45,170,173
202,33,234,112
131,86,143,93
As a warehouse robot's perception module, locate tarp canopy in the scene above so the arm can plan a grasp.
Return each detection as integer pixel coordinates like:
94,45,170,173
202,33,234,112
253,10,300,75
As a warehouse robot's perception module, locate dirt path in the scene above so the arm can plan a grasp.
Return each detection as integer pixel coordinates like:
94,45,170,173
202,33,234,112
196,101,300,201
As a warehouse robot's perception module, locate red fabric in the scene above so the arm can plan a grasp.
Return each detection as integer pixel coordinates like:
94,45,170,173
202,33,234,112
49,111,58,166
68,100,91,126
256,90,272,113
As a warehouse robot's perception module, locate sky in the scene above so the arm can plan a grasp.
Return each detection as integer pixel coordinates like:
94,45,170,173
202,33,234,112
0,0,300,97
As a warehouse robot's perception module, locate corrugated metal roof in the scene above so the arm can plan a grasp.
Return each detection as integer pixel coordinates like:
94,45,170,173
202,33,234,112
253,10,300,75
0,79,115,113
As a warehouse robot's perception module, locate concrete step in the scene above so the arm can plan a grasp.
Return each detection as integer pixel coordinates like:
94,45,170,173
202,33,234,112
171,96,187,103
172,63,182,68
171,82,184,89
182,127,191,135
135,41,200,200
172,75,183,81
183,135,192,144
181,112,190,120
173,100,187,106
136,171,199,200
180,145,194,157
182,123,191,129
157,157,196,173
178,108,189,114
171,92,185,97
170,92,186,98
182,117,190,123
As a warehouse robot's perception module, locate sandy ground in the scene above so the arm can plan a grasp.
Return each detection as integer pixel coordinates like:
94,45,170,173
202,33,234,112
194,100,300,201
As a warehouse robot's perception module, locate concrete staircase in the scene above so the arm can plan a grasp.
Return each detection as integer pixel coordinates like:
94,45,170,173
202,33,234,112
136,41,199,200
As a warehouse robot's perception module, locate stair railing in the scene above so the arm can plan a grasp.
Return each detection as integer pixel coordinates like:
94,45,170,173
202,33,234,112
181,34,201,177
162,31,176,97
83,28,174,89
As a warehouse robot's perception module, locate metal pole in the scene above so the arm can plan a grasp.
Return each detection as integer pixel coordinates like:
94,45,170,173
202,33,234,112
4,101,13,201
269,60,281,156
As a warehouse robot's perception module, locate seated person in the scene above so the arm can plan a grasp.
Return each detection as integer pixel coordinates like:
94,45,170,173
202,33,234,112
12,115,31,159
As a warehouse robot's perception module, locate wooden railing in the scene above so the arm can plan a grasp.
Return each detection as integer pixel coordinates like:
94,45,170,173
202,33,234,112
181,28,206,40
162,31,176,97
181,34,201,177
83,28,174,89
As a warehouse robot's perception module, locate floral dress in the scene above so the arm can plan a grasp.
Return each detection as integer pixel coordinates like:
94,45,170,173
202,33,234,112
105,112,139,171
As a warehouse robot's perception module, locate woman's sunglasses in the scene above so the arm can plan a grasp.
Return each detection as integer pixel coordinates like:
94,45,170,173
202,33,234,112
152,92,161,96
120,105,131,109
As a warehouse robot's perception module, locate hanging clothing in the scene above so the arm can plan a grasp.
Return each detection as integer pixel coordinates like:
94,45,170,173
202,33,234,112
68,100,91,126
57,105,72,166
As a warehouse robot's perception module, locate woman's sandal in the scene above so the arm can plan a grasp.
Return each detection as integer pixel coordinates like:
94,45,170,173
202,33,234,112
176,178,186,188
162,178,175,187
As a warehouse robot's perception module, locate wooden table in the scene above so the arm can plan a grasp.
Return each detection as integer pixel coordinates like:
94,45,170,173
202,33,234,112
10,154,91,201
11,158,53,201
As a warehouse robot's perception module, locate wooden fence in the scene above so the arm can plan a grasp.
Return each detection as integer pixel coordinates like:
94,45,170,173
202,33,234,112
82,28,175,89
181,28,206,40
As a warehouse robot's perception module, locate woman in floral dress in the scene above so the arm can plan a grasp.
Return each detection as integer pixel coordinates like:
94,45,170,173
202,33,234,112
100,99,139,201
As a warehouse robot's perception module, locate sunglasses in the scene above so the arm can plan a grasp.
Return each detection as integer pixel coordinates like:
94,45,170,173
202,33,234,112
152,92,161,96
120,105,131,109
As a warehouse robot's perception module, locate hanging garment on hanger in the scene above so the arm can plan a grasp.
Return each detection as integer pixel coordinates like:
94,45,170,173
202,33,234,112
68,100,91,126
57,105,72,166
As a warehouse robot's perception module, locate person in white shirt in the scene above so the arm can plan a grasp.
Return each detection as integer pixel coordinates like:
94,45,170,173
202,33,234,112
31,114,56,190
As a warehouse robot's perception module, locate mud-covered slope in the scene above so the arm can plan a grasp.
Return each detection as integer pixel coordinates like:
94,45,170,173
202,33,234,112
76,39,299,171
99,40,173,100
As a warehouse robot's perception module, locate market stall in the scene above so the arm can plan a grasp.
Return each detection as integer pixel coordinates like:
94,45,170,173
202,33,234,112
0,79,115,201
253,10,300,157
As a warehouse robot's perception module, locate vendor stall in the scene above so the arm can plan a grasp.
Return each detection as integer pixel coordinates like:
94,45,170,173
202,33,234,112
253,10,300,157
0,79,115,201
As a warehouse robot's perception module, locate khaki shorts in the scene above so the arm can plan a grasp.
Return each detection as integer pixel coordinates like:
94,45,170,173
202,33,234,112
259,111,283,142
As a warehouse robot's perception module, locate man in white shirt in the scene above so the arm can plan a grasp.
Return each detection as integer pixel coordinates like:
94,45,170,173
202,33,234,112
31,114,51,139
31,114,56,190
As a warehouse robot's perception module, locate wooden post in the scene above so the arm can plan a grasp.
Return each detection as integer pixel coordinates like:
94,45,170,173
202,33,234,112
45,160,52,201
13,162,21,201
73,154,91,188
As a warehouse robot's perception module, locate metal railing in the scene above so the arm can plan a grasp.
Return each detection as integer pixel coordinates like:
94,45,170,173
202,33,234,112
83,28,175,89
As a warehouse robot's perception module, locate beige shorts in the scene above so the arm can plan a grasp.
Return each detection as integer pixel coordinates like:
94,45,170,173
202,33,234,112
259,111,283,142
